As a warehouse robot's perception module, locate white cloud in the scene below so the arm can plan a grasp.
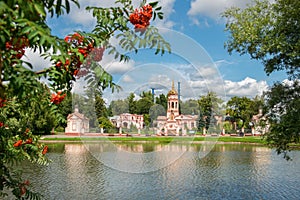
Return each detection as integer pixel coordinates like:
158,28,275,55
64,0,112,31
187,0,256,23
214,59,234,68
122,74,134,83
104,59,135,74
224,77,268,98
282,79,298,86
152,0,176,29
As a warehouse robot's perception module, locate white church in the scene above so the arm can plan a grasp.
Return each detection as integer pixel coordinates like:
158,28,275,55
155,81,198,135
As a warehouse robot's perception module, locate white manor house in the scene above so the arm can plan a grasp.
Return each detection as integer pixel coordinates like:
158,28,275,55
109,81,198,135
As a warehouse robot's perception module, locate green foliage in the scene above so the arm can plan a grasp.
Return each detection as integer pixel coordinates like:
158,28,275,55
109,99,129,116
127,93,137,114
226,96,263,129
98,116,115,131
155,93,167,111
223,121,233,134
56,93,73,128
95,93,116,132
197,112,205,132
143,114,151,127
263,81,300,160
223,0,300,78
95,93,109,119
136,94,154,115
181,99,199,115
198,92,223,129
223,0,300,159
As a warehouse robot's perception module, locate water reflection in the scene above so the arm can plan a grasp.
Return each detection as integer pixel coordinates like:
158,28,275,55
21,142,300,200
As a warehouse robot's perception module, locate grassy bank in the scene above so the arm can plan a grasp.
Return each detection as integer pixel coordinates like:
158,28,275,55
40,136,265,144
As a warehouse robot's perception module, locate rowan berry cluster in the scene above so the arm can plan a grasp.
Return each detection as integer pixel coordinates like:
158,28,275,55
129,5,153,31
50,91,66,105
19,180,30,196
5,36,29,59
13,137,48,155
55,32,105,78
0,98,6,108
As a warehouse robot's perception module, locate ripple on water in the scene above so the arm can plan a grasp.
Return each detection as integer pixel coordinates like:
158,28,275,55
18,143,300,200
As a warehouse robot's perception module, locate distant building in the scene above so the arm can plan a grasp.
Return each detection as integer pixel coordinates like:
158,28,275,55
65,106,89,134
155,81,198,135
110,113,144,129
251,108,269,135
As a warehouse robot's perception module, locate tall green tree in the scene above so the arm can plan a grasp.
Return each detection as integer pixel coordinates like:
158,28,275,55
136,91,154,126
197,111,206,132
226,96,260,129
264,81,300,160
198,92,223,129
95,92,116,132
181,99,199,115
109,99,129,115
223,0,300,158
136,97,154,115
56,92,73,128
155,93,167,111
95,93,108,119
127,93,137,114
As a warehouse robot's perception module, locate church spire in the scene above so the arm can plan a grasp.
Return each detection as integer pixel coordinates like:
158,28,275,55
167,80,178,96
172,80,175,91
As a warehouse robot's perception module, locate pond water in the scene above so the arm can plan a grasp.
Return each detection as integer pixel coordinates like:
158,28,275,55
21,142,300,200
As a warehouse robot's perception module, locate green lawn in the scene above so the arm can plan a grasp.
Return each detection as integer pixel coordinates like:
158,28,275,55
40,135,265,144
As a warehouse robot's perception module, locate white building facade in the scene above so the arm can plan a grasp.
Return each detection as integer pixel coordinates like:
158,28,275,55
110,113,144,129
65,106,89,134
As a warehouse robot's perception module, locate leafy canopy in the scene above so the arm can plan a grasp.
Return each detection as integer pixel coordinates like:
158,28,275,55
223,0,300,78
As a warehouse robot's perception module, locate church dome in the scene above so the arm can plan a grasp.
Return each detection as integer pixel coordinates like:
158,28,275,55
167,81,178,96
167,88,177,96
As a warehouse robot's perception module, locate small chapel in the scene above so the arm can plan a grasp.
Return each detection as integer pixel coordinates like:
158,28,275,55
65,105,89,134
156,81,198,135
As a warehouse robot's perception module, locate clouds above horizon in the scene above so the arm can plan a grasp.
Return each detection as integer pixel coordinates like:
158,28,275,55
224,77,268,98
23,48,269,101
103,59,135,74
104,60,269,101
187,0,276,26
187,0,254,22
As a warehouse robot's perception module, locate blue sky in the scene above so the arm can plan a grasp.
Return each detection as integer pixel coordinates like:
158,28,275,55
27,0,287,101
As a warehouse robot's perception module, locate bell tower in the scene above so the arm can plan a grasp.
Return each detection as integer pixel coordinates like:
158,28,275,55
167,81,179,120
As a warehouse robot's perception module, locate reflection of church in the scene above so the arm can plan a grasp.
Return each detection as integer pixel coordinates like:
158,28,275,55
156,81,198,135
